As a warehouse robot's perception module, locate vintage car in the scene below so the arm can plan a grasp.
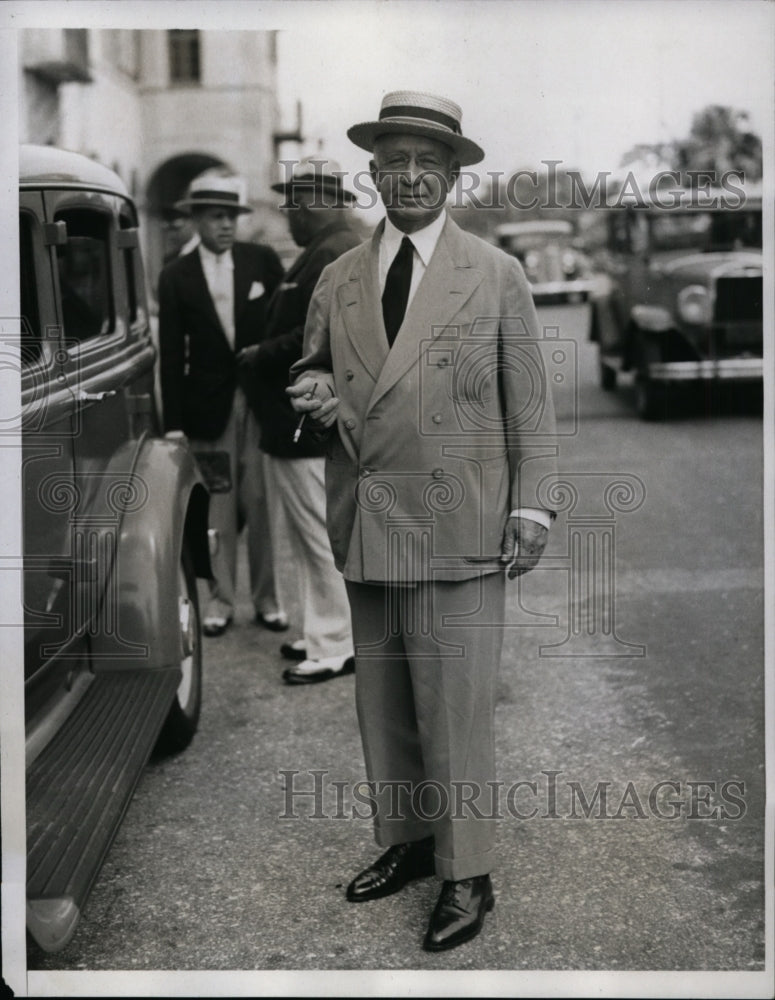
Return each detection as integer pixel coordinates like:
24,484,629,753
19,144,211,952
590,191,763,419
494,219,595,304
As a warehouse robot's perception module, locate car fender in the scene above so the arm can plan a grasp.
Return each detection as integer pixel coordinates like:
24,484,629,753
89,437,210,671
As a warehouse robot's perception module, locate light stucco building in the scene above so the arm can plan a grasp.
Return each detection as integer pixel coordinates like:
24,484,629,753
20,28,303,288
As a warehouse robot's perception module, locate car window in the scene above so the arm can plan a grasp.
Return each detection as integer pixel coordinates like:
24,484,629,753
650,211,762,253
19,211,42,365
708,210,761,250
650,213,712,252
54,208,115,342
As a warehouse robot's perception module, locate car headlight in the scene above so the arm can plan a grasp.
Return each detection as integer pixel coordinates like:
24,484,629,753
562,250,577,275
677,284,713,325
525,250,540,273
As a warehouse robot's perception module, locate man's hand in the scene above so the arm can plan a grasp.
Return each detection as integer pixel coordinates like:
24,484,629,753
500,516,549,579
236,344,260,369
286,374,339,429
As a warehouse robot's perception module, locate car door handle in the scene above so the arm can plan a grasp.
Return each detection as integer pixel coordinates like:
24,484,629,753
78,390,117,403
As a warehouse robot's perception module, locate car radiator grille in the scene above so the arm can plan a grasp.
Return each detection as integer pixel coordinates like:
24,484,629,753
712,276,762,357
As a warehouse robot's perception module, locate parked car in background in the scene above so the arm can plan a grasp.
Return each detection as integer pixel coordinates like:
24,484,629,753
590,191,763,419
20,144,211,952
495,218,595,304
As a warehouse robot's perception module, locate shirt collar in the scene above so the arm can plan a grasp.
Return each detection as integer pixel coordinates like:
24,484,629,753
198,242,234,269
382,210,447,268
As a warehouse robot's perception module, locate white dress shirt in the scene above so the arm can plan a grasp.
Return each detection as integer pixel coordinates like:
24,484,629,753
379,210,447,304
378,212,553,532
199,243,235,348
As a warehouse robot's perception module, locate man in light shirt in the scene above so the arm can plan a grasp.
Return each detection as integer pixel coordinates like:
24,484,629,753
158,175,286,638
289,90,558,952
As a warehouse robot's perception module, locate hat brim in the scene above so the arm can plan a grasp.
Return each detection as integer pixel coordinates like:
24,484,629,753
174,197,253,215
270,179,357,203
347,120,484,166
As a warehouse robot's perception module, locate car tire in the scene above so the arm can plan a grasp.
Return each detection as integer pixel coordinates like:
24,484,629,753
599,358,617,391
154,542,202,756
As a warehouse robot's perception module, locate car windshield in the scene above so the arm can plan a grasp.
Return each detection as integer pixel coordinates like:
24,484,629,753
650,210,762,252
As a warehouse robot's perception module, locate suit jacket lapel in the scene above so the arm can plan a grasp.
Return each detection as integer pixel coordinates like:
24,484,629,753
336,224,388,382
367,218,484,412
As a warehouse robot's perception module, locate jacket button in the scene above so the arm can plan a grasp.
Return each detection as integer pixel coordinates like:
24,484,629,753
345,370,354,380
432,468,443,479
344,418,356,429
432,414,442,424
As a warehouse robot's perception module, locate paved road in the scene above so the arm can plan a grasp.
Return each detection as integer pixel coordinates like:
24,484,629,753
27,303,766,987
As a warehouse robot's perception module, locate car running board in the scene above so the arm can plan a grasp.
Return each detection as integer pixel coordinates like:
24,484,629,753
26,667,180,953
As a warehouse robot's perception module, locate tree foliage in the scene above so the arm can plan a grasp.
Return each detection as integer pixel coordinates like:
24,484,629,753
620,104,762,183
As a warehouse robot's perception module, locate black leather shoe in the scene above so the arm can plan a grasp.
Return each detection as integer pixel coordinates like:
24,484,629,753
422,875,494,951
346,837,434,902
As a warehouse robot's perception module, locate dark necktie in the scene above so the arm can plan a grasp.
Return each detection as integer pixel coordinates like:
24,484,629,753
382,236,414,347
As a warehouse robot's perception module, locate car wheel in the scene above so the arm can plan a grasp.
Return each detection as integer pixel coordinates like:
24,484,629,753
599,358,617,391
634,376,666,422
154,542,202,756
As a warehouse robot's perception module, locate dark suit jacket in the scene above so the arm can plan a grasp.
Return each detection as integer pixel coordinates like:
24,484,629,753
251,220,362,457
158,241,283,440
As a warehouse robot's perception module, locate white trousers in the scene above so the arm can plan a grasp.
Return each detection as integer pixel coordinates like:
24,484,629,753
263,455,352,660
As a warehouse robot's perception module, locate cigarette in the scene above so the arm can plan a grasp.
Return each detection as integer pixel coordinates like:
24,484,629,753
292,381,318,443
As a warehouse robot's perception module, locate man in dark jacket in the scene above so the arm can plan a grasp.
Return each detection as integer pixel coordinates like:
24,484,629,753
238,158,361,683
158,174,287,637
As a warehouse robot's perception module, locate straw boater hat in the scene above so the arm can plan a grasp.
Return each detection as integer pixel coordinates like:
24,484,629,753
271,155,356,204
347,90,484,166
175,174,253,214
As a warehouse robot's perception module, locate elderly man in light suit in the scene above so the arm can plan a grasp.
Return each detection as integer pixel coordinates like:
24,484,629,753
289,91,558,952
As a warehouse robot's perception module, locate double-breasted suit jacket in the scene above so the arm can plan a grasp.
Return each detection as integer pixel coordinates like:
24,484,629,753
293,216,559,583
158,241,283,439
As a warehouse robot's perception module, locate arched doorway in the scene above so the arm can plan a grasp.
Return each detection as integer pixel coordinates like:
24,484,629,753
144,152,230,295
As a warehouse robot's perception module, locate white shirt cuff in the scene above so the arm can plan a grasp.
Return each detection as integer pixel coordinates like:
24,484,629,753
509,507,554,530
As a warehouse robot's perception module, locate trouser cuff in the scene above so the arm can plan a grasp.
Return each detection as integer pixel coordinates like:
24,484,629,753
433,846,495,881
374,820,433,848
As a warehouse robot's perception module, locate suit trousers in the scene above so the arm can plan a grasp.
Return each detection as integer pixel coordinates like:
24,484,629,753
345,573,506,881
263,455,352,660
193,388,281,621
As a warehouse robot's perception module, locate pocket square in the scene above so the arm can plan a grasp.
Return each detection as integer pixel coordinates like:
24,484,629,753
248,281,265,300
